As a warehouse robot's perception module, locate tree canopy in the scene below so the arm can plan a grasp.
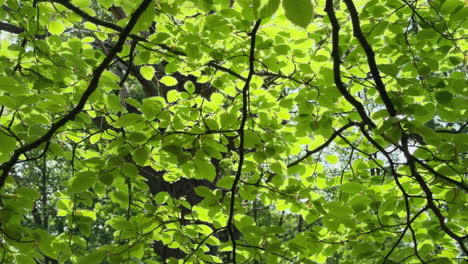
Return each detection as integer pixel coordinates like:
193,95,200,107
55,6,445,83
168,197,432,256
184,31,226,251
0,0,467,263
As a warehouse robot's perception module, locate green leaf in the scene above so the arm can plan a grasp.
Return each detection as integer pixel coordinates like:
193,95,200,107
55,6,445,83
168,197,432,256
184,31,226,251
0,133,16,159
132,147,149,166
282,0,314,28
186,44,201,59
0,95,16,108
15,255,36,264
254,0,281,18
99,0,113,8
69,171,97,193
325,155,338,164
341,182,363,193
165,61,178,74
77,251,106,264
244,130,261,148
194,158,216,181
417,29,436,40
348,195,372,212
160,76,178,86
217,176,234,189
435,91,453,105
140,66,155,80
196,0,213,12
184,81,196,94
150,32,171,44
167,90,179,103
0,76,27,95
121,163,138,178
49,21,65,35
195,186,214,198
132,2,155,33
155,192,169,204
379,64,398,77
99,173,114,186
141,97,164,120
114,113,144,127
106,94,125,113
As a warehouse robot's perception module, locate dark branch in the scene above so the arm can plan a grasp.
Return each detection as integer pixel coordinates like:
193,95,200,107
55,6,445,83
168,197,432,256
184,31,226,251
207,60,247,82
0,21,24,34
324,0,375,128
343,0,397,117
287,122,359,168
383,206,428,262
400,134,468,255
0,21,48,39
226,20,261,264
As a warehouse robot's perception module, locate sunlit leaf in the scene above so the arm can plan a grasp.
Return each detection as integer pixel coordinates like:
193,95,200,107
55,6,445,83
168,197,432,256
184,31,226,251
283,0,314,28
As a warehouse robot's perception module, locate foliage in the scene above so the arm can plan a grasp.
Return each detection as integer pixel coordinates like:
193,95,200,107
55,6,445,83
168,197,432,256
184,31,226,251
0,0,467,263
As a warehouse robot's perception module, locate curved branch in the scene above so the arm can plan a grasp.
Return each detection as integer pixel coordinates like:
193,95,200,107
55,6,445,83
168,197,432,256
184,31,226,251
401,134,468,255
287,121,360,168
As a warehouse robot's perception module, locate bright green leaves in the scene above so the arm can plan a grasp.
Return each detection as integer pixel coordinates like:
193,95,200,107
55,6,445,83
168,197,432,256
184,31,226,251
15,255,36,264
77,251,106,264
341,182,363,193
322,201,355,231
186,44,201,60
185,81,196,94
416,29,437,41
160,76,178,86
98,0,113,8
132,146,149,166
0,133,16,163
195,186,215,198
217,176,234,189
132,0,155,33
348,195,372,212
194,157,216,181
0,0,464,262
235,215,262,245
253,0,281,19
379,64,398,77
140,66,155,80
141,97,165,120
106,94,126,113
114,113,144,128
166,90,179,103
69,171,97,193
325,154,338,164
282,0,314,28
195,0,214,13
48,21,65,35
121,162,138,178
244,130,262,148
0,76,27,95
150,32,171,44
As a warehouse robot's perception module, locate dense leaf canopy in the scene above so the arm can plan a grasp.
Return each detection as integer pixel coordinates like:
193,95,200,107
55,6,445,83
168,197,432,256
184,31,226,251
0,0,467,263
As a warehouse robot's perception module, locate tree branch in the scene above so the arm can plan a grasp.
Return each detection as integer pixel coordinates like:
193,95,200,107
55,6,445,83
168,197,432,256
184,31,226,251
0,21,48,39
343,0,397,117
400,134,468,255
226,20,261,264
324,0,375,128
287,122,359,168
